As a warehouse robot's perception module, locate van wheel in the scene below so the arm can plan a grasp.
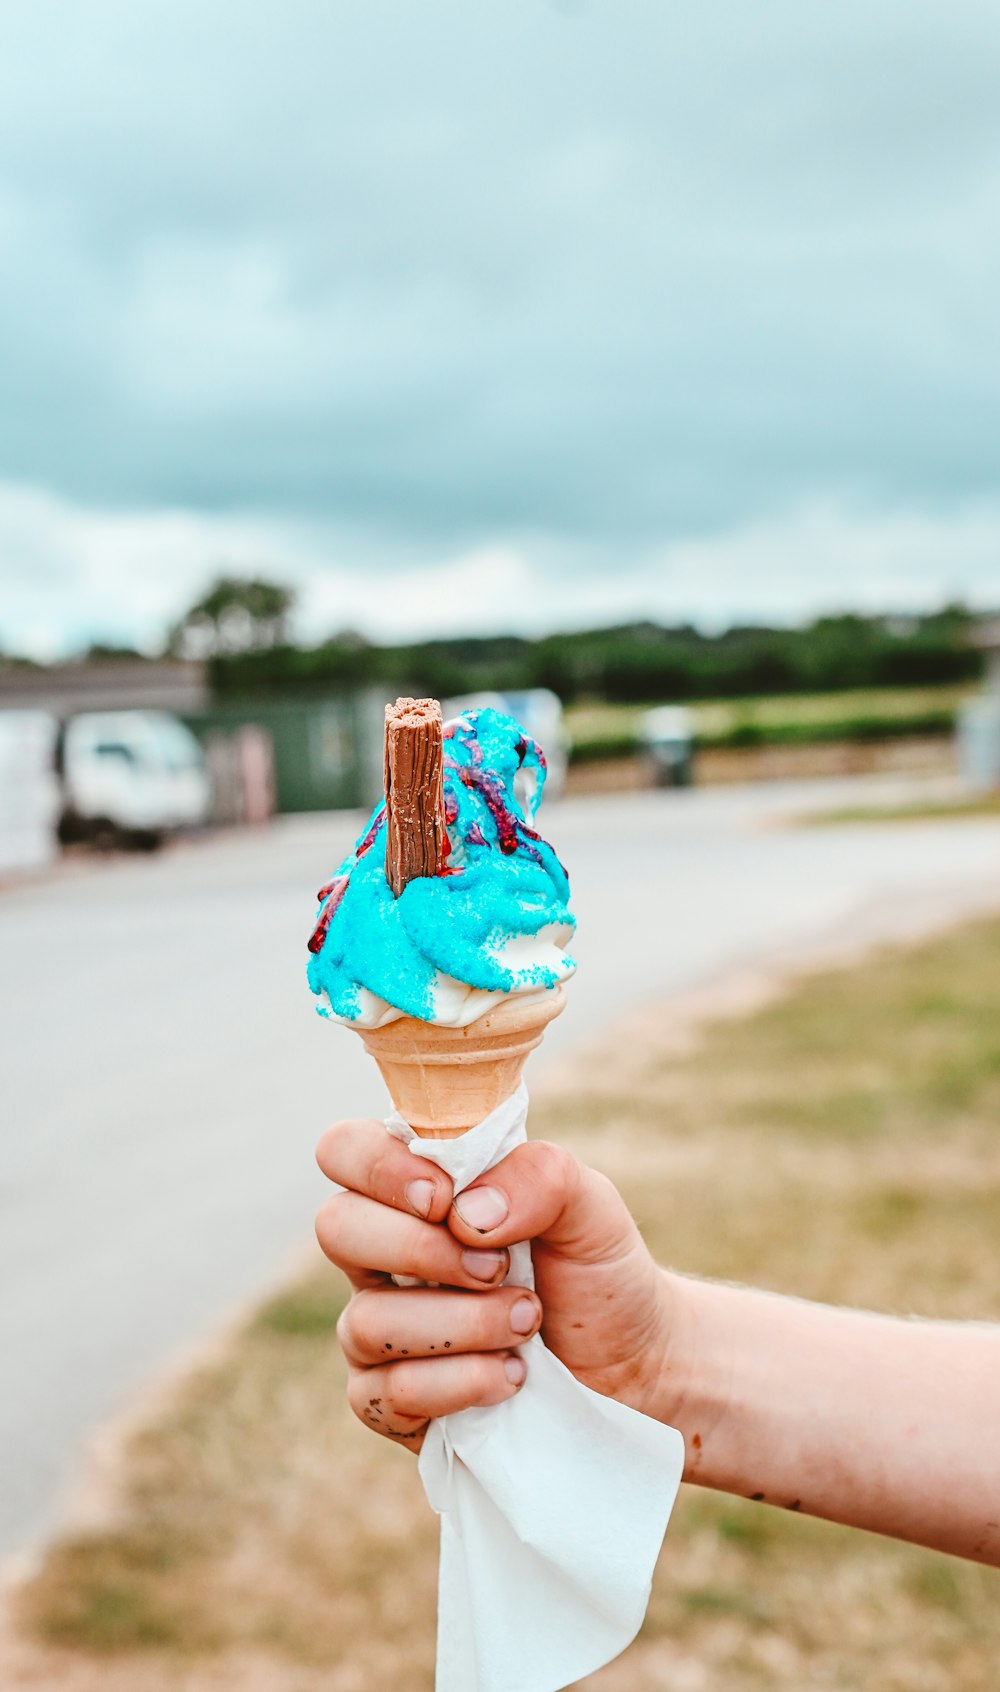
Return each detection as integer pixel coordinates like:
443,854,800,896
89,818,121,852
58,810,85,845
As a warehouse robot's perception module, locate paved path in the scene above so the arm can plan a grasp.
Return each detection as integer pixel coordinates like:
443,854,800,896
1,778,998,1557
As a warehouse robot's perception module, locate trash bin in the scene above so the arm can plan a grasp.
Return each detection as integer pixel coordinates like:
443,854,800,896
640,706,694,788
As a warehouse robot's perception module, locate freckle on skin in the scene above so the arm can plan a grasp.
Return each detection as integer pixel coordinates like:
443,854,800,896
691,1433,702,1451
571,1322,584,1329
444,1341,451,1349
787,1500,801,1511
751,1492,765,1502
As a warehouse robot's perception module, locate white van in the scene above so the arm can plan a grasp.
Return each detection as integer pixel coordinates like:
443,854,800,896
59,710,211,849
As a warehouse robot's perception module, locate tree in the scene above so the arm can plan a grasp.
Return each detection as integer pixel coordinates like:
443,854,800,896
170,575,296,657
84,641,143,661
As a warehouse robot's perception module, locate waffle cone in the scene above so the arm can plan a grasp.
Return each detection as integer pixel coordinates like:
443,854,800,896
354,987,566,1137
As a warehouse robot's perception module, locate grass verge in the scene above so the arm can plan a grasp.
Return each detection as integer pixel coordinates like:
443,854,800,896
798,792,1000,827
10,915,1000,1691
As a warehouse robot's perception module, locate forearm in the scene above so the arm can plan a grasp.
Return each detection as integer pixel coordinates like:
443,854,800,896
659,1271,1000,1565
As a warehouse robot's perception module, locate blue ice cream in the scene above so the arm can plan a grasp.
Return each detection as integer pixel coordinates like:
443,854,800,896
307,707,576,1028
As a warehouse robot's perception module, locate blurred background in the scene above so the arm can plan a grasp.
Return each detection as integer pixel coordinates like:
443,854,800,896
2,4,1000,1688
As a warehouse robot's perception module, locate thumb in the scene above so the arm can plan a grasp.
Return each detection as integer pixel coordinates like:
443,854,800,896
447,1141,640,1265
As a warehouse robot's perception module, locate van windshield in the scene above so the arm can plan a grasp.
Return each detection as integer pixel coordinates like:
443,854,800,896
143,717,204,772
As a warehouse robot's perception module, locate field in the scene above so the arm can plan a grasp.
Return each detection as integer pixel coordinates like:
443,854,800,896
6,913,1000,1691
565,683,976,761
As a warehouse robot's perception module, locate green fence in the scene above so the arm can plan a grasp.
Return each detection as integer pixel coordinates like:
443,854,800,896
184,692,387,814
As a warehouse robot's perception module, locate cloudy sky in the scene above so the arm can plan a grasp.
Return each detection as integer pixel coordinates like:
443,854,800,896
2,0,999,656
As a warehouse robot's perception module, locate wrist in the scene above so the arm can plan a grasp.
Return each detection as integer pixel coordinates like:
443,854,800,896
650,1270,734,1482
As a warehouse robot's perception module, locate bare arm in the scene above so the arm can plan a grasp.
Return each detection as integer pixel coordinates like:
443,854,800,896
662,1273,1000,1563
316,1120,1000,1566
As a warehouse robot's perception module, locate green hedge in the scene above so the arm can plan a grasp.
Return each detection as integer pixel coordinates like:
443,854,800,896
569,709,957,765
211,610,983,707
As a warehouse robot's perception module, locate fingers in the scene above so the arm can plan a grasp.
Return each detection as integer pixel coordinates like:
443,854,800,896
316,1190,510,1291
447,1140,639,1264
347,1351,527,1447
316,1117,454,1223
340,1285,538,1450
337,1284,542,1367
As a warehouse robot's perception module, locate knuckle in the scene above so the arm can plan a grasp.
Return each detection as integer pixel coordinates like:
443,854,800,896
314,1122,341,1170
336,1290,375,1361
346,1370,369,1423
334,1300,355,1354
347,1366,406,1440
316,1116,383,1176
315,1117,353,1172
586,1165,621,1208
314,1192,348,1258
524,1139,580,1200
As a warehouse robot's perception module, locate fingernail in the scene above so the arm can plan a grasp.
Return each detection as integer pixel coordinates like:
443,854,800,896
462,1248,507,1283
510,1296,538,1334
454,1185,509,1232
406,1178,437,1218
504,1355,526,1387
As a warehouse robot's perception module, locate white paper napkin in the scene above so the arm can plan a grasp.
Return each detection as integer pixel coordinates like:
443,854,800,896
386,1083,685,1692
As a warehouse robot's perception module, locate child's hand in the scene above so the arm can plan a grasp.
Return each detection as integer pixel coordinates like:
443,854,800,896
315,1119,674,1449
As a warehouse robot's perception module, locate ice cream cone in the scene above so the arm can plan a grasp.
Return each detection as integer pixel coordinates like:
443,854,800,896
355,986,566,1138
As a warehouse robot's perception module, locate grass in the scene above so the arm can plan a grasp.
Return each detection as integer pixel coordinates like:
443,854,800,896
565,683,976,760
10,915,1000,1691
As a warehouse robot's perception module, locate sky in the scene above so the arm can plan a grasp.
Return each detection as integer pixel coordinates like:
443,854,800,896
2,0,999,657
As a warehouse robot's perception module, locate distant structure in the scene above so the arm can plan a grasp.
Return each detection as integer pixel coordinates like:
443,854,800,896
0,660,209,717
971,619,1000,691
958,620,1000,789
0,660,385,817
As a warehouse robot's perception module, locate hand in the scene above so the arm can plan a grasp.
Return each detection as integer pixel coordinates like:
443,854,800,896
317,1120,1000,1564
315,1118,673,1450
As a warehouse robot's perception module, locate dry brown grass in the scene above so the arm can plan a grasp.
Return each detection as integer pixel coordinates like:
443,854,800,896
7,916,1000,1690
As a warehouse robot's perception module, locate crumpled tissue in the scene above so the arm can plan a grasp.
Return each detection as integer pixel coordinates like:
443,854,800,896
386,1081,685,1692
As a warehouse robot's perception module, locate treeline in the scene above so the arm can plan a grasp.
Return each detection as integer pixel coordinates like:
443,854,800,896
212,607,982,703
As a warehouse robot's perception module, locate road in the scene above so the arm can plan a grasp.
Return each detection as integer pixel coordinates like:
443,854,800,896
1,778,998,1558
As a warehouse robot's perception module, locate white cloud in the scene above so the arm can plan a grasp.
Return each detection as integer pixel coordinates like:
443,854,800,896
1,480,996,660
643,504,1000,628
0,483,301,656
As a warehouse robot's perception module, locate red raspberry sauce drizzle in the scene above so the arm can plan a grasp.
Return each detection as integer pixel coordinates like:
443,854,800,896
308,874,349,954
458,764,543,861
308,802,389,952
356,805,386,859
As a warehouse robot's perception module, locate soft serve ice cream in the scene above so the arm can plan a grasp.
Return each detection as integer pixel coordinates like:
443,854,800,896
307,707,576,1028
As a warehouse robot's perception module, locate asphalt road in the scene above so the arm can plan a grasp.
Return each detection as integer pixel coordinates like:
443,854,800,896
2,778,998,1559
